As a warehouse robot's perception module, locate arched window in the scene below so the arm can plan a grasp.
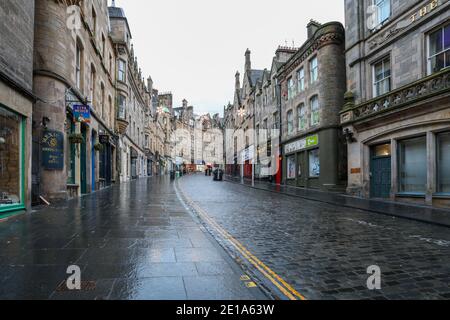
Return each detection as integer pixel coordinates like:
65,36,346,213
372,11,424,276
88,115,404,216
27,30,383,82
75,39,84,90
100,83,105,119
90,64,96,106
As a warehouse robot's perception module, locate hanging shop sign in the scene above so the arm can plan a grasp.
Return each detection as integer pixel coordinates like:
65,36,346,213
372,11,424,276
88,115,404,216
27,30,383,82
73,104,91,123
42,130,64,170
285,134,319,154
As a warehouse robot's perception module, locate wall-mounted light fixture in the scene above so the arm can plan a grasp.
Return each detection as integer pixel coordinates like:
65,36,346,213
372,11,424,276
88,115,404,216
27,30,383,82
343,128,356,144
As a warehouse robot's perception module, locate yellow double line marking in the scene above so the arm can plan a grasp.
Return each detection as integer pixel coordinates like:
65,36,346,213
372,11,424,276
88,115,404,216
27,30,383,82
176,183,306,301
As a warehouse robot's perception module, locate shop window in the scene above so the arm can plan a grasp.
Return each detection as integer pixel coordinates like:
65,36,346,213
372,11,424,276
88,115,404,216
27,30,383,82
373,57,391,97
428,24,450,74
310,96,320,126
0,106,23,211
309,149,320,178
398,136,427,194
66,115,76,184
437,132,450,194
287,156,296,180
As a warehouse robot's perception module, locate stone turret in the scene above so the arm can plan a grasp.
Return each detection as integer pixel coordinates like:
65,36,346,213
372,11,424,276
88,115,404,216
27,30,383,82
245,49,251,72
235,71,240,90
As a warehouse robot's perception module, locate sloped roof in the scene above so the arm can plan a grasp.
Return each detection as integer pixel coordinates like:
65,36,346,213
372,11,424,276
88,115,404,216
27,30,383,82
108,7,125,18
249,69,264,87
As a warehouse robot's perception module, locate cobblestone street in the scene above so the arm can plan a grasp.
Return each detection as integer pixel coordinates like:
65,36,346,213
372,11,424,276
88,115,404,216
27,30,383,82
178,175,450,300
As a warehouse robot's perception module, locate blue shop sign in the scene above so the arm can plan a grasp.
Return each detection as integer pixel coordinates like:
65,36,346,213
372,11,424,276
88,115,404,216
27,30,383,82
73,104,91,123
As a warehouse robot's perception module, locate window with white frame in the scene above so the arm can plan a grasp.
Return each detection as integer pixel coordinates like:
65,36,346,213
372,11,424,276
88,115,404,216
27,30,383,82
428,24,450,74
297,68,305,92
373,57,391,97
298,104,307,130
372,0,391,26
309,57,318,84
287,78,294,100
90,66,96,105
75,42,82,89
118,94,126,119
287,110,294,134
118,59,126,82
310,96,320,126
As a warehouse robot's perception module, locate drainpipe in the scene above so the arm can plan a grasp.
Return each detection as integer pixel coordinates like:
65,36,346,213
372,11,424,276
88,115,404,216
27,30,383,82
276,79,283,185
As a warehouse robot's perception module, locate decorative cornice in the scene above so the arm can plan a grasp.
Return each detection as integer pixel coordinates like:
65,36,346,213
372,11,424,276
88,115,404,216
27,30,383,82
341,68,450,124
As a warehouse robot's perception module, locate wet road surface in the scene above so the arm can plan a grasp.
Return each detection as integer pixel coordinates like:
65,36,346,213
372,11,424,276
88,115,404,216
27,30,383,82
178,174,450,300
0,177,267,300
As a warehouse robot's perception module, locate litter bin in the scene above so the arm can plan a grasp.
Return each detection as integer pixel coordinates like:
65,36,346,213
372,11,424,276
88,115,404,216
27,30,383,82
213,169,224,181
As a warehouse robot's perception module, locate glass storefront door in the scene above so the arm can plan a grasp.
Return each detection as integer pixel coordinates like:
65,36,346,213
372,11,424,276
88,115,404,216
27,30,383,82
0,105,24,213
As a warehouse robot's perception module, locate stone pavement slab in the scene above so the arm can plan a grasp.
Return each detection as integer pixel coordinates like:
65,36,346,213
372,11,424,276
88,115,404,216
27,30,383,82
0,177,268,300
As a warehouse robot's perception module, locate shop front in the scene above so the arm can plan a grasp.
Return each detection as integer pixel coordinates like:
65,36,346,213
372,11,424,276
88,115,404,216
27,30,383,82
341,71,450,207
99,133,113,188
283,134,321,189
0,105,26,216
130,147,138,179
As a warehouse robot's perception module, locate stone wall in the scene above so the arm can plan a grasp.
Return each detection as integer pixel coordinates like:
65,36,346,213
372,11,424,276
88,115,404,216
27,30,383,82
0,0,35,91
345,0,450,104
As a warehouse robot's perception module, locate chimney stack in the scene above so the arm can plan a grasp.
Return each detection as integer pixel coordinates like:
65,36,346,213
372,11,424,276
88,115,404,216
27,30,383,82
307,20,321,38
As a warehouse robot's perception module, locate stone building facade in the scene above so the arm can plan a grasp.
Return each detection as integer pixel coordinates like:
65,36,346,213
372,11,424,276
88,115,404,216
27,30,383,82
254,48,296,182
341,0,450,207
224,50,264,179
33,0,117,201
279,21,347,191
109,5,154,183
0,0,35,216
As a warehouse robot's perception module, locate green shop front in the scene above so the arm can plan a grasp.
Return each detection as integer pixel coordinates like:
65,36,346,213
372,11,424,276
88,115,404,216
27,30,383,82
0,104,27,218
282,129,345,191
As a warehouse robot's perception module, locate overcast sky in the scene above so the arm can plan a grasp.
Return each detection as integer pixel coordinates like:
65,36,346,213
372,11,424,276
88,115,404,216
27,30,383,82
111,0,344,116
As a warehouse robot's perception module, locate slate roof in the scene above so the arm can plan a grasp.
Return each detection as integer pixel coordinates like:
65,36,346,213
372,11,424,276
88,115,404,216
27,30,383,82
249,70,264,87
108,7,126,18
